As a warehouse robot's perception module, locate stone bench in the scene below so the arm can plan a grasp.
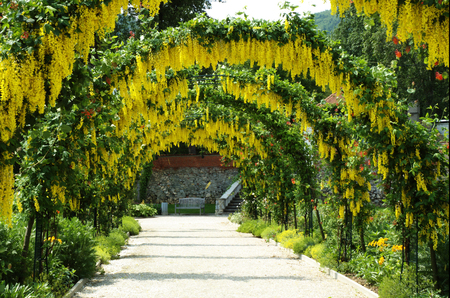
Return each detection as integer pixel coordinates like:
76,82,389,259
175,198,205,215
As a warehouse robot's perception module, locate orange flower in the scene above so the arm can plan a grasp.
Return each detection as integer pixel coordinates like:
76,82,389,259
435,72,443,81
392,36,399,45
395,49,402,58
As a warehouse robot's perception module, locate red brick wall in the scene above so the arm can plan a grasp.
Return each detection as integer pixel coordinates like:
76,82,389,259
152,155,234,169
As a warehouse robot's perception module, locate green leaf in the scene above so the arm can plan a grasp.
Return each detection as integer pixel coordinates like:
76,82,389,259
60,125,72,133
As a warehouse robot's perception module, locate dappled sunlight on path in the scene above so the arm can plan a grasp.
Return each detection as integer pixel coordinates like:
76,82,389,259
75,216,366,298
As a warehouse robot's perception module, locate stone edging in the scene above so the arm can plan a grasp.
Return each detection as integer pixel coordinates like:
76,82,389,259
63,277,88,298
64,231,132,297
268,239,379,298
63,260,102,297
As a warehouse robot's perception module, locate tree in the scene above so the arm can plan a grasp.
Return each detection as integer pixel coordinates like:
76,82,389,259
332,6,449,118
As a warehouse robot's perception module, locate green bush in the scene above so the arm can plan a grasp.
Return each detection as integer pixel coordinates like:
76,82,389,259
236,220,268,237
276,229,298,244
228,212,246,224
293,236,316,254
55,217,97,279
121,216,141,236
94,246,111,265
0,281,54,298
309,243,326,260
379,265,443,298
237,220,258,233
40,259,76,298
129,203,157,218
95,228,127,260
0,217,31,284
261,225,281,241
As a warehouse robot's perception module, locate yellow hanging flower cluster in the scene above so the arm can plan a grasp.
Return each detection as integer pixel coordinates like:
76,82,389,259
330,0,449,68
0,164,14,226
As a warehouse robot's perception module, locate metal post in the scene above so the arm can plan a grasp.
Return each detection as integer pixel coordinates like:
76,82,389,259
33,213,43,281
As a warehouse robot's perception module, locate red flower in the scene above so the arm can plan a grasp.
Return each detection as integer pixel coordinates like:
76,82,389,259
314,206,317,211
21,31,29,39
106,77,111,85
359,165,364,171
286,121,291,126
129,31,135,38
270,143,273,146
392,36,399,45
434,61,439,66
435,72,443,81
311,199,314,202
57,210,60,214
405,46,411,53
291,178,295,184
422,44,427,49
395,49,402,58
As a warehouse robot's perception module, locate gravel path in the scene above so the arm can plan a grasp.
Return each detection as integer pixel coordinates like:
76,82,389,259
75,215,367,298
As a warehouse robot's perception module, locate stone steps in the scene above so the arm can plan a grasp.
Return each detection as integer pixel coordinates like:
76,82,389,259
223,194,243,213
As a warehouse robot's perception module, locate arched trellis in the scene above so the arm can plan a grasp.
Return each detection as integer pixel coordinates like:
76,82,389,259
0,3,448,261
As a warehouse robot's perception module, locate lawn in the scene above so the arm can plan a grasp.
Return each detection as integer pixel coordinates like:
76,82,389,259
152,203,216,214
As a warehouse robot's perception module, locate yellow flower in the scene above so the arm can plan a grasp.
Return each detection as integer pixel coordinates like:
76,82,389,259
378,256,385,265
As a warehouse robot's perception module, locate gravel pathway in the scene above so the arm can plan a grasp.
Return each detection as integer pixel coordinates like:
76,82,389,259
75,215,367,298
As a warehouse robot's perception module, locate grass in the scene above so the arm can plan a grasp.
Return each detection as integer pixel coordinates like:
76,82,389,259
153,203,216,214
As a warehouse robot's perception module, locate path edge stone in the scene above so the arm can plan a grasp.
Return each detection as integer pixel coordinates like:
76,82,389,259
63,260,102,298
267,239,378,298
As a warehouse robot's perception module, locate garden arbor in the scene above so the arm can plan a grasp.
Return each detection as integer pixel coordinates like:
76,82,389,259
0,0,448,279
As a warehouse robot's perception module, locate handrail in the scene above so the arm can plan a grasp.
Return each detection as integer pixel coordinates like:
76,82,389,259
216,180,241,215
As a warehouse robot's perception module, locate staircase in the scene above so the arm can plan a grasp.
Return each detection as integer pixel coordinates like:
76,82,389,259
223,192,243,213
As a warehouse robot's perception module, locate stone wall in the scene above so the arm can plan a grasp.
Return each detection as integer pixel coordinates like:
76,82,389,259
146,167,239,204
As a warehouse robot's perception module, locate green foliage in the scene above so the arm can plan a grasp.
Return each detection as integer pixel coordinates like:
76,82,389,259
236,220,268,238
40,259,76,298
292,236,316,255
95,228,128,261
138,162,153,203
261,225,281,241
0,216,32,284
94,246,111,265
309,243,326,260
129,203,157,218
275,229,298,244
313,10,340,33
332,6,449,118
121,216,141,236
379,265,443,298
55,217,97,279
0,281,54,298
228,212,247,225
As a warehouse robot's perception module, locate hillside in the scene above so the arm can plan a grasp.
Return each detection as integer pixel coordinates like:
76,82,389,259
313,10,340,33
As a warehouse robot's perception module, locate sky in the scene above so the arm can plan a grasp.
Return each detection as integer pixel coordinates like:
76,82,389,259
206,0,332,21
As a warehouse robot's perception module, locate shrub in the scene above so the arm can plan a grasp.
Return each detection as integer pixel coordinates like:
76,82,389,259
129,203,157,218
237,220,258,233
40,259,76,298
276,229,298,244
95,229,127,259
379,265,442,298
309,243,326,260
252,221,269,237
0,281,54,298
0,217,31,284
56,217,97,279
121,216,141,236
228,212,246,224
293,236,315,254
261,225,281,241
94,246,111,265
